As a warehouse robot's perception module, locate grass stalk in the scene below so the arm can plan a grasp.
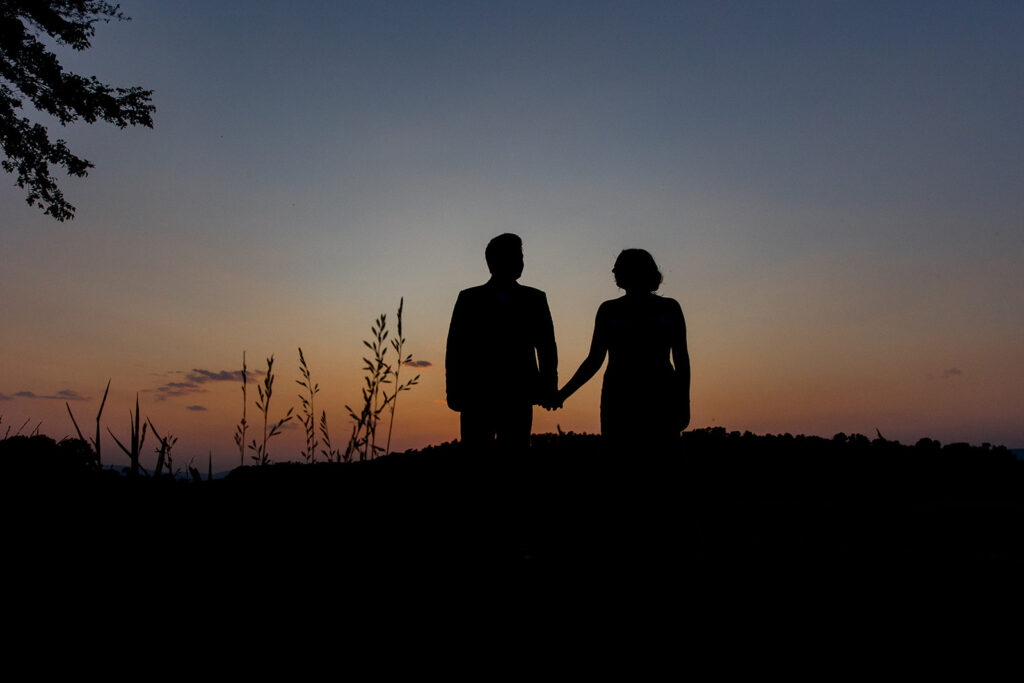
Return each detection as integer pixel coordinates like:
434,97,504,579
108,393,147,476
318,409,346,463
384,297,420,456
247,355,293,466
233,352,248,468
147,417,177,477
343,300,423,460
346,313,391,461
297,347,319,464
67,378,109,466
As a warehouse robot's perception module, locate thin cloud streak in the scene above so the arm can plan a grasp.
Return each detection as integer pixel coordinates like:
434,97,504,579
8,389,88,401
148,367,262,401
185,369,253,383
150,386,208,401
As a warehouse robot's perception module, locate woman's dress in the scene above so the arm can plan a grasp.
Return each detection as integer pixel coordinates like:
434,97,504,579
596,294,687,453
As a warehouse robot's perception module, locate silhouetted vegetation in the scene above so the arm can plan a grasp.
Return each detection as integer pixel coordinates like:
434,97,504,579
345,299,421,461
3,427,1020,588
318,408,346,464
147,418,177,477
346,312,391,460
106,393,146,476
1,433,101,477
384,297,420,456
296,347,319,464
248,355,293,466
0,1,155,220
1,414,40,439
232,351,248,467
40,299,425,479
65,378,109,465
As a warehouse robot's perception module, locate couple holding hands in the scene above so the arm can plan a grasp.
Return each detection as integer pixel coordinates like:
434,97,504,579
446,233,690,455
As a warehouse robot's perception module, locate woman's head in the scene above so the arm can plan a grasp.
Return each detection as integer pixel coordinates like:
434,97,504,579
613,249,662,292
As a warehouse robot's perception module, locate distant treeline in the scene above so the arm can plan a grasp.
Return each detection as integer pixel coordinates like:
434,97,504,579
1,426,1015,475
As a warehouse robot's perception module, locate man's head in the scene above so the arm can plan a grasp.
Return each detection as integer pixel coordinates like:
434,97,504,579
485,233,524,281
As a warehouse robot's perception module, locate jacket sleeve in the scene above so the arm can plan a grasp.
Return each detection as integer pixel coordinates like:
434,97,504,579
535,292,558,402
445,291,467,412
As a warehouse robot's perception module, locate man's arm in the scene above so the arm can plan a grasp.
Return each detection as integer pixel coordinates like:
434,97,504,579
445,292,467,412
535,292,558,405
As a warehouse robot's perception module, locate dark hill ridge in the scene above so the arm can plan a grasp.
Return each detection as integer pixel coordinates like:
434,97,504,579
2,429,1021,587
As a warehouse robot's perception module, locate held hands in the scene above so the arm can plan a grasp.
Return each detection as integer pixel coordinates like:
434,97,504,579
541,388,567,411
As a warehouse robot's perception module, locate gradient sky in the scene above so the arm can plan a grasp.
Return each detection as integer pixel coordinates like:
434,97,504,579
2,0,1022,470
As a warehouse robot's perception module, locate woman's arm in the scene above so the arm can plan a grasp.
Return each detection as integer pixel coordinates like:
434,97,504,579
555,306,608,406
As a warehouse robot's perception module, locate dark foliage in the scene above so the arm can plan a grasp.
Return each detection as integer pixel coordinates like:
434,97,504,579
0,433,98,476
0,0,155,220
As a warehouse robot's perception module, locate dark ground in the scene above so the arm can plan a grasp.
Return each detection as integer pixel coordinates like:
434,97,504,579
3,428,1021,606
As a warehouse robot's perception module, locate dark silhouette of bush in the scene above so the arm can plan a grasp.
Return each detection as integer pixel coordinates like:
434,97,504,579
0,435,97,477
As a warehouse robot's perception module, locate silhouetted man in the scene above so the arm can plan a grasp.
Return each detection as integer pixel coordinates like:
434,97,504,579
446,234,558,452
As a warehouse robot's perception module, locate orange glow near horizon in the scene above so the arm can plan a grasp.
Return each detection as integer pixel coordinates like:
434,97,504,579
5,290,1021,475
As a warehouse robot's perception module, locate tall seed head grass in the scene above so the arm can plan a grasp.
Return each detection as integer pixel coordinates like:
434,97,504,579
344,299,422,460
318,409,347,463
247,354,294,466
384,297,420,456
233,352,248,467
296,347,319,464
346,313,391,461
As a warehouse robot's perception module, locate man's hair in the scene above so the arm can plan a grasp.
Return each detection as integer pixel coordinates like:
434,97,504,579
613,248,663,292
485,233,523,276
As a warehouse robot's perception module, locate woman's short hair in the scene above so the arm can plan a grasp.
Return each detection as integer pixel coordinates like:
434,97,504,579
613,249,663,292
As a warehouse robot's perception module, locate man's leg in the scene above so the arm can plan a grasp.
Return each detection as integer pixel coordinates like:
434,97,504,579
494,402,533,454
489,402,534,558
460,408,496,453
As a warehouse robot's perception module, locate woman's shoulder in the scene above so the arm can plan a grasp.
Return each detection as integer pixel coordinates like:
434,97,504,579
597,297,627,314
651,294,683,313
645,295,685,326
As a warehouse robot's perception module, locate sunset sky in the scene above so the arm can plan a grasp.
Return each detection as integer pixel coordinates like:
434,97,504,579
2,0,1022,470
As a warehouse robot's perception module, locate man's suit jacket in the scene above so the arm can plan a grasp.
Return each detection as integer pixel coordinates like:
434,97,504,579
445,279,557,410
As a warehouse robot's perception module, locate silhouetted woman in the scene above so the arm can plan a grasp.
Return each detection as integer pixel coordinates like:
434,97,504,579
556,249,690,454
